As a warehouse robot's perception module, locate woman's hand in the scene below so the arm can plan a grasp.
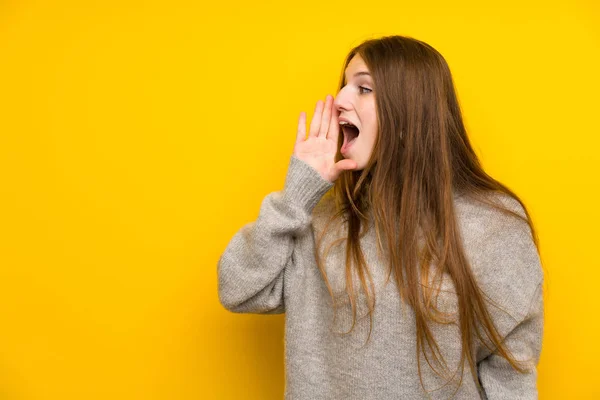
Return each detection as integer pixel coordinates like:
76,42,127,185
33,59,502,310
295,95,358,183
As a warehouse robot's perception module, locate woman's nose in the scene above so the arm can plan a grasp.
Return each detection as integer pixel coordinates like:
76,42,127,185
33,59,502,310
333,94,348,111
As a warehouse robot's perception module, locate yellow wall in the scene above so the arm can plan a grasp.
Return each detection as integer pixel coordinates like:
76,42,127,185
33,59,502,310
0,0,598,398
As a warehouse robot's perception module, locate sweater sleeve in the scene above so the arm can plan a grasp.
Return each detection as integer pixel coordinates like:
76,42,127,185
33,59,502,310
217,154,334,314
477,279,544,399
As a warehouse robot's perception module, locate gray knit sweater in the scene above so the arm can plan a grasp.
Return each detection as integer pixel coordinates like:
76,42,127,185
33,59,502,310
217,154,544,399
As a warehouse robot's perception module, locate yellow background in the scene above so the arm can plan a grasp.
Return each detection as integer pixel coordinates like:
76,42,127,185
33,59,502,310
0,0,598,398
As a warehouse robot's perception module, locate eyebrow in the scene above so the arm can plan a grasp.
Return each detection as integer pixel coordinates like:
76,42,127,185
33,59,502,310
345,71,371,81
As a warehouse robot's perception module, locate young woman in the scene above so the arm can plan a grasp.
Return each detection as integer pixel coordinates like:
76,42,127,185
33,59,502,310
218,35,545,399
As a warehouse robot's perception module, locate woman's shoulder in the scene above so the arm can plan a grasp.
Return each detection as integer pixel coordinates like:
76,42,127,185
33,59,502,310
453,192,543,322
453,191,527,220
453,191,535,261
452,191,532,249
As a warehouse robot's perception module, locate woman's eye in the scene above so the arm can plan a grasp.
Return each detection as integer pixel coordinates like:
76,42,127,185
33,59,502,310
359,86,372,94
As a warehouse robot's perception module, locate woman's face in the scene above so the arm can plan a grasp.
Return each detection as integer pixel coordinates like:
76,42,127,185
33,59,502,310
333,54,378,170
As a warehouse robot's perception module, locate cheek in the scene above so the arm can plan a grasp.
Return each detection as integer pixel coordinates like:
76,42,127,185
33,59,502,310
366,109,377,132
362,124,377,141
357,128,377,154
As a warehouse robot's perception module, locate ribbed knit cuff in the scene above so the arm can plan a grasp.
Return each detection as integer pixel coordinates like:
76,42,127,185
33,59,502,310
283,155,335,213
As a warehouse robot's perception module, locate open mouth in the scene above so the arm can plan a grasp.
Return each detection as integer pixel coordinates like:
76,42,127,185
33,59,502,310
341,123,360,152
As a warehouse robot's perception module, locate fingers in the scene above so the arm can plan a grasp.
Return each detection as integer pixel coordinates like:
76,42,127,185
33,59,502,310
329,159,357,182
306,95,336,140
318,95,333,138
297,111,306,145
334,159,357,174
328,98,339,142
308,100,323,138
